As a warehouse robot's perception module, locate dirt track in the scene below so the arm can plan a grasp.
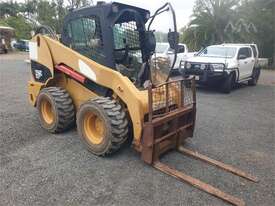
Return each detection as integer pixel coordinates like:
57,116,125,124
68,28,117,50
0,57,275,206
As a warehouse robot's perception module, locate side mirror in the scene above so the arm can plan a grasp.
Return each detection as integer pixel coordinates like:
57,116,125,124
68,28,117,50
167,31,179,50
238,54,247,60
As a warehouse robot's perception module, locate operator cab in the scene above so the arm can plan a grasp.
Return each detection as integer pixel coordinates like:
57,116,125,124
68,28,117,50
61,2,178,88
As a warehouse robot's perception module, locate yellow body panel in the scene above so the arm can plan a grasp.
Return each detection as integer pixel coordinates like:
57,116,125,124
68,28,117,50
28,81,44,106
53,73,97,109
36,36,54,76
28,35,149,145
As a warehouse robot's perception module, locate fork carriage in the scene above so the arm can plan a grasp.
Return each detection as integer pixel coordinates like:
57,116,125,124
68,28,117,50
140,77,196,164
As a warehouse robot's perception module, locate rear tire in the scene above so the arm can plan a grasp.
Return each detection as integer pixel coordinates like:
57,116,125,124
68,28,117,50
37,87,75,133
248,68,260,86
77,97,129,156
221,73,235,94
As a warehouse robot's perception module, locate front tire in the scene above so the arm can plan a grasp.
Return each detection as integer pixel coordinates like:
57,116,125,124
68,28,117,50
77,97,129,156
221,73,235,94
37,87,75,133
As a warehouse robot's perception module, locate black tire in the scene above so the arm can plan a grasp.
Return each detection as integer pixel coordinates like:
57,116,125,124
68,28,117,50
77,97,129,156
248,68,260,86
221,73,235,94
37,87,75,133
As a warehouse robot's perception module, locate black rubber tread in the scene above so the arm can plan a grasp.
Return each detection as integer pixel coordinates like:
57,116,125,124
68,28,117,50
248,68,260,86
89,97,129,153
77,97,129,156
37,87,75,133
221,73,234,94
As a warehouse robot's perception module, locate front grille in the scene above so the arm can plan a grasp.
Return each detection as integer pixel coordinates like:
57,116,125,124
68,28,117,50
191,63,203,70
185,63,212,75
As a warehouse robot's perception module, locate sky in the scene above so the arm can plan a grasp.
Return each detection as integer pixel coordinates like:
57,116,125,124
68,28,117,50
108,0,196,30
13,0,196,30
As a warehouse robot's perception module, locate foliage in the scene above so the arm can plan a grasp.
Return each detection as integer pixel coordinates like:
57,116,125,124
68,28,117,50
0,0,273,66
180,0,275,66
0,0,91,39
0,15,32,39
67,0,94,8
0,1,21,18
181,0,239,50
0,0,95,39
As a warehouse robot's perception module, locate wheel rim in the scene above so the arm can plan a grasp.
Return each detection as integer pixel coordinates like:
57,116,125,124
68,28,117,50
83,111,105,145
41,98,54,124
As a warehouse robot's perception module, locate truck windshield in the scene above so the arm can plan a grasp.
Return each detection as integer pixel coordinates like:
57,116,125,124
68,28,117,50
199,47,236,58
156,43,168,53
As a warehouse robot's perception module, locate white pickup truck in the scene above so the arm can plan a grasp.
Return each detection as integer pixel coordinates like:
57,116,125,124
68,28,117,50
155,42,193,68
182,43,266,93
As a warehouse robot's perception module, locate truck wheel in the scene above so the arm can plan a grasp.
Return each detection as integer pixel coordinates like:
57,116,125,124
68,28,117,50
248,68,260,86
77,97,129,156
37,87,75,133
221,73,235,94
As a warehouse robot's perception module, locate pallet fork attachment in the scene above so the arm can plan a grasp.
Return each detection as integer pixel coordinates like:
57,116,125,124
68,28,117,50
140,77,258,206
153,146,258,206
178,147,258,183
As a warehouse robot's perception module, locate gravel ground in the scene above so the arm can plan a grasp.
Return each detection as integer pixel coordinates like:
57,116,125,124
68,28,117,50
0,59,275,206
0,51,28,60
258,69,275,86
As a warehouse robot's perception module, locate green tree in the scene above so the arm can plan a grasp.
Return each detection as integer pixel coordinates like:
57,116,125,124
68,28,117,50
180,0,275,67
194,0,238,41
37,0,57,29
21,0,38,18
238,0,275,67
67,0,94,8
56,0,67,33
3,15,32,39
0,0,21,17
180,0,239,51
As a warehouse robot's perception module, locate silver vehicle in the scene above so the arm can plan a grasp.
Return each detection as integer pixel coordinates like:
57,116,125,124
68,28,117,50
155,42,191,68
182,43,266,93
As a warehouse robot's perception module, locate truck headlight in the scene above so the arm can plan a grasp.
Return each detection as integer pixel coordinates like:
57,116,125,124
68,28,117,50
200,64,206,70
210,64,224,72
180,61,185,68
186,62,191,69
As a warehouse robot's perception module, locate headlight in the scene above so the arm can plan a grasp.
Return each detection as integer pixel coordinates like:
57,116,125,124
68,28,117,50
201,64,206,70
186,62,192,69
180,61,185,68
210,64,224,71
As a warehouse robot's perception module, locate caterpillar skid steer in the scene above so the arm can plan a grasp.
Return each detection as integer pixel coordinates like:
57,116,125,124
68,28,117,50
27,2,257,205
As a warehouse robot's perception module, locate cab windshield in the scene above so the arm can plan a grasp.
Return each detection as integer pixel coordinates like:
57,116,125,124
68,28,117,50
199,46,236,58
156,43,168,53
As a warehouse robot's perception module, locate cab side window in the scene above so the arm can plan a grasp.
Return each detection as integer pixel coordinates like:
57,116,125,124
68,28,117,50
66,16,103,62
238,47,252,59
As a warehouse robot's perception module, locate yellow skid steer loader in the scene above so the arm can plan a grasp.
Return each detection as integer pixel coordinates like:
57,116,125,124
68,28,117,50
27,2,257,205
